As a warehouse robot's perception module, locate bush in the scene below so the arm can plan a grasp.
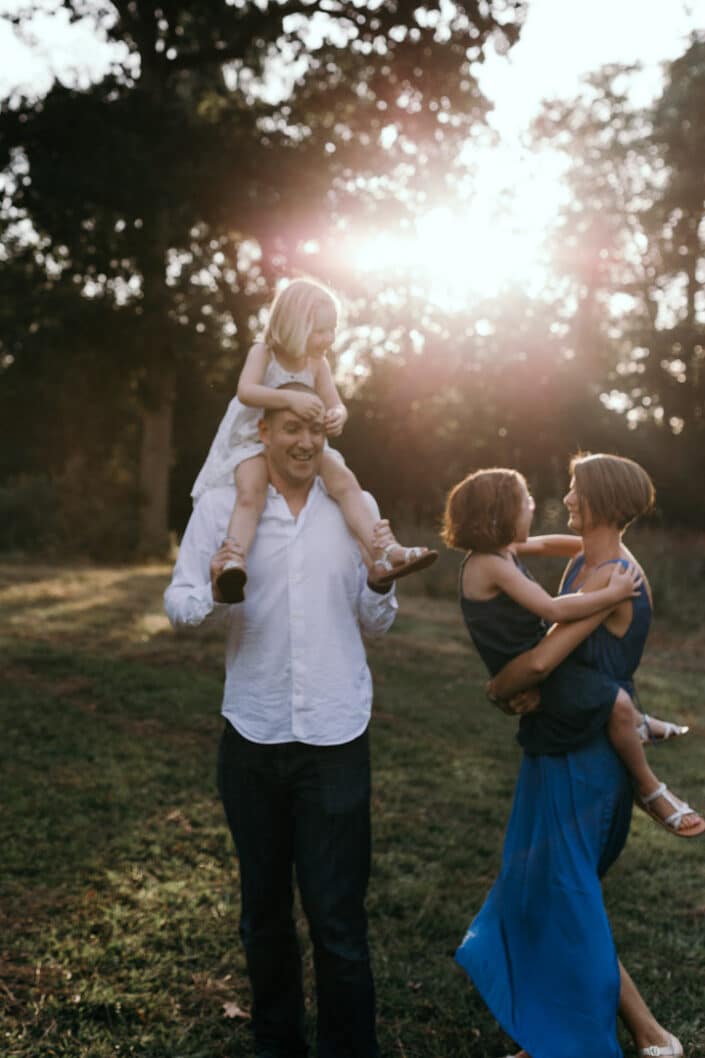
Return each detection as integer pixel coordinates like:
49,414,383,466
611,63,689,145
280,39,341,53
0,474,58,552
0,466,141,561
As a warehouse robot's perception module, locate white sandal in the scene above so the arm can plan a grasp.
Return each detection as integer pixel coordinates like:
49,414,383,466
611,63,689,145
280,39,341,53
636,782,705,838
639,1033,683,1056
216,539,248,604
373,544,439,587
637,713,689,744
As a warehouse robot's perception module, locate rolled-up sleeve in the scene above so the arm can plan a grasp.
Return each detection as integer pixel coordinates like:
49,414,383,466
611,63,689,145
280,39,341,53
358,578,398,638
163,493,228,629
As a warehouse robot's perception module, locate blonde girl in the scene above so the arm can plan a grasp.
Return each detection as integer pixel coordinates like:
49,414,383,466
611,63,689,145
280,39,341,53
191,278,437,602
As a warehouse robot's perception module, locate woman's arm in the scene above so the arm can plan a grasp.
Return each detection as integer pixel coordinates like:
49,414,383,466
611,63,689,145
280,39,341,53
488,564,618,700
489,610,609,700
490,552,639,623
516,534,583,558
237,343,324,419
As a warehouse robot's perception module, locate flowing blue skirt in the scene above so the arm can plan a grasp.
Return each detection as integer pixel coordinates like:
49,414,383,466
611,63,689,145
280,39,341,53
455,733,633,1058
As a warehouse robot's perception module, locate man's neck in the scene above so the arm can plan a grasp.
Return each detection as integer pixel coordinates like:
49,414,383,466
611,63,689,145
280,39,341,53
268,471,316,518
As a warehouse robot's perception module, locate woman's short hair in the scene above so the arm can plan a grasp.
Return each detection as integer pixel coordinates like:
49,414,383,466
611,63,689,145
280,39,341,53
264,278,340,360
570,452,655,531
442,468,526,552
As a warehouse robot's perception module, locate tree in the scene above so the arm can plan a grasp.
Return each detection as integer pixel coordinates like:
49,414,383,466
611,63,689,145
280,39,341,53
0,0,526,553
641,39,705,451
530,41,705,521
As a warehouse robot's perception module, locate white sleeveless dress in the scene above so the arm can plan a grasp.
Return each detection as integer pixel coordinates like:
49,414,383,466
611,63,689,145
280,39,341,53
191,353,317,502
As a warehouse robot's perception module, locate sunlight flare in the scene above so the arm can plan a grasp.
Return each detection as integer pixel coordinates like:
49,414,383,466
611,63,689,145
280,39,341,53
347,147,570,309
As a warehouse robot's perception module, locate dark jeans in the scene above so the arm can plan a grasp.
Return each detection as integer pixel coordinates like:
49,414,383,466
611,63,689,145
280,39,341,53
217,721,378,1058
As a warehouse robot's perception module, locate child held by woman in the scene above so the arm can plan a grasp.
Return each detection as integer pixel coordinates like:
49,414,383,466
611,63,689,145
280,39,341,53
443,465,704,839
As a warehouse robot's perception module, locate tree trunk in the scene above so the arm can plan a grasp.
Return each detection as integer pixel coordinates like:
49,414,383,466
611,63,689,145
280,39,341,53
138,373,174,556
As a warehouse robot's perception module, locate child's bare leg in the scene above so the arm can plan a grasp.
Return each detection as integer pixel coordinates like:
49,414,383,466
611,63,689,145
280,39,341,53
608,689,704,836
320,452,438,583
229,455,268,556
320,454,377,553
216,455,268,604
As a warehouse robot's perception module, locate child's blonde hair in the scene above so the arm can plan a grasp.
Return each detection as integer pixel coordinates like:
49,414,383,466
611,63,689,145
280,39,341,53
442,468,527,552
264,278,340,360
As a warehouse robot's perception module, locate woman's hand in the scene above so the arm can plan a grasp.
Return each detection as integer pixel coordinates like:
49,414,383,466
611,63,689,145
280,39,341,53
287,391,325,421
324,404,347,437
606,561,642,601
487,682,541,715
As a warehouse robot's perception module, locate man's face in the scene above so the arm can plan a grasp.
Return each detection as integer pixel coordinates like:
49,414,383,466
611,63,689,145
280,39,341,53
259,406,325,488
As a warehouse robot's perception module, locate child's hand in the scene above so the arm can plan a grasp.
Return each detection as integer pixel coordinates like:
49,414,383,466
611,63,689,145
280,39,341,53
287,391,325,421
324,405,347,437
607,561,642,600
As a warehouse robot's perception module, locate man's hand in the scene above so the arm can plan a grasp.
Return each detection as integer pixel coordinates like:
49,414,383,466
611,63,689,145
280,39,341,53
366,558,393,594
286,390,325,421
324,404,347,437
210,539,244,603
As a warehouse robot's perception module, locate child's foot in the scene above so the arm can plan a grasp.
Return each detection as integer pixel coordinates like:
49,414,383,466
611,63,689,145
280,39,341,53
636,781,705,838
637,713,689,744
216,541,248,604
371,521,438,587
217,561,247,604
637,1032,683,1056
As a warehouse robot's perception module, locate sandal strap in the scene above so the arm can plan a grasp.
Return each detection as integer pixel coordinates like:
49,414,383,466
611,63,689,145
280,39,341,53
378,544,424,571
639,1035,681,1056
642,783,694,829
639,713,653,740
664,803,695,829
641,781,667,806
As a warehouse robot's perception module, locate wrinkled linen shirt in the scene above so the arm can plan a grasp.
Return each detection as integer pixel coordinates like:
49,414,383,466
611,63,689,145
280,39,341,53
163,480,398,746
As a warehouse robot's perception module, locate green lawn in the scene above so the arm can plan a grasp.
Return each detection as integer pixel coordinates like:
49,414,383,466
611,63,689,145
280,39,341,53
1,561,704,1057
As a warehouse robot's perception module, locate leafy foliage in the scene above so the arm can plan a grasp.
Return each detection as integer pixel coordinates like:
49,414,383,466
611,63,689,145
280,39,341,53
1,0,525,552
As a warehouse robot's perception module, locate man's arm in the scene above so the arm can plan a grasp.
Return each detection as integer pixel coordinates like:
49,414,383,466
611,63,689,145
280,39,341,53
360,571,398,637
355,493,398,638
163,491,230,628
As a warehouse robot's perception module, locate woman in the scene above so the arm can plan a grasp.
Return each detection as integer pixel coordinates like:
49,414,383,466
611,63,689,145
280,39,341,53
452,453,687,1058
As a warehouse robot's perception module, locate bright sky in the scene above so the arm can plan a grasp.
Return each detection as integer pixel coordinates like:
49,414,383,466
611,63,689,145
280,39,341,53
1,0,704,302
479,0,705,138
2,0,703,125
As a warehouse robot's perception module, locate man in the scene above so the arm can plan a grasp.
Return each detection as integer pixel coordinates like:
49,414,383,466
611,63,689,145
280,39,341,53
164,385,397,1058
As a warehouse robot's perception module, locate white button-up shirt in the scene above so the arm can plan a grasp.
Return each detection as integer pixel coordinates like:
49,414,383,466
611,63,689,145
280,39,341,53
163,480,398,746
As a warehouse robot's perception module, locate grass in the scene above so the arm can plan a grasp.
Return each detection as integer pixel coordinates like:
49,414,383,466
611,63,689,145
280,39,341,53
1,558,705,1057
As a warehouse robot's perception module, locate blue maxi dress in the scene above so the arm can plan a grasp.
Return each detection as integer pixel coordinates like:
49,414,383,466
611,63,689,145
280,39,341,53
455,556,652,1058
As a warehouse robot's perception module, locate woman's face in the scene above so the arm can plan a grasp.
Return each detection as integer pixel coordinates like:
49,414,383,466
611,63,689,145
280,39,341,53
514,481,536,542
563,476,588,533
